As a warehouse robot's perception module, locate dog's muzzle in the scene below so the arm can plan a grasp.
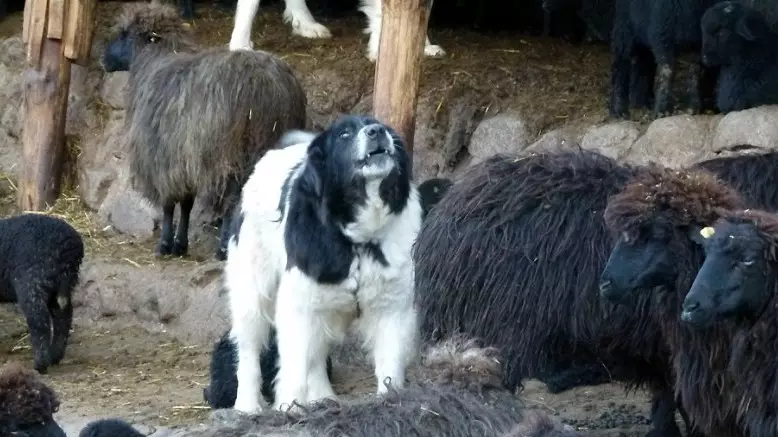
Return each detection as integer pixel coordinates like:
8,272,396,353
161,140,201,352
363,124,391,158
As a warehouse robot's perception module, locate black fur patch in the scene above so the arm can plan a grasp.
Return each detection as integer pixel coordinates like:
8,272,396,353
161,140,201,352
283,115,411,284
228,207,245,245
358,242,389,267
277,161,303,220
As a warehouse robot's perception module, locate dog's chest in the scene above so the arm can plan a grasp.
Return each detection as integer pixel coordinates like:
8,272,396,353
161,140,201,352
343,181,392,243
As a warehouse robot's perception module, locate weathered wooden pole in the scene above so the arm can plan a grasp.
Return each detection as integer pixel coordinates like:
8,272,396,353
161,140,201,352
372,0,432,178
20,0,96,210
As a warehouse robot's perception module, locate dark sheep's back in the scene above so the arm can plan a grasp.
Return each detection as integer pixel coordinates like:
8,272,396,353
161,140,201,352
0,214,84,303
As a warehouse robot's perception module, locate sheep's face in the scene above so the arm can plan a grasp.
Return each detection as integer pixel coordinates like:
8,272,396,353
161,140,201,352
102,28,163,72
599,220,689,305
682,220,771,329
701,1,768,66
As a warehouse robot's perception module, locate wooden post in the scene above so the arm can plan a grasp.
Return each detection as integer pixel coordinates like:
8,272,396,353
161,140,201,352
19,0,96,211
372,0,432,178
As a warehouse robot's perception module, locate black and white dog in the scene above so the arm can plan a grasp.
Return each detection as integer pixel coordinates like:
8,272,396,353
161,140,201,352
225,115,421,413
228,0,445,61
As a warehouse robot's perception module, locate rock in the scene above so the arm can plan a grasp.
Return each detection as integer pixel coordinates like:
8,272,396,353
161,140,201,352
580,121,641,161
75,259,229,345
525,126,584,154
100,72,130,109
78,111,126,209
0,129,20,177
711,105,778,153
626,114,718,168
97,167,159,239
467,113,535,163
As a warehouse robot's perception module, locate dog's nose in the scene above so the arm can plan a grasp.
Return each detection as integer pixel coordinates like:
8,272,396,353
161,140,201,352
365,124,385,139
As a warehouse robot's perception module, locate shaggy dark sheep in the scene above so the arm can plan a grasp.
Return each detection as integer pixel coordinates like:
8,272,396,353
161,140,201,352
414,147,778,437
693,150,778,210
101,2,307,261
597,167,749,437
0,213,84,374
203,327,334,409
78,418,144,437
608,0,721,118
701,1,778,112
413,149,695,437
188,336,581,437
674,208,778,437
418,177,453,220
0,362,66,437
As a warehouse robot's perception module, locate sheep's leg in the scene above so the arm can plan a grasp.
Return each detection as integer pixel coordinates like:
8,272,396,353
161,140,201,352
216,178,242,261
156,201,176,257
629,46,656,109
609,53,632,118
699,65,719,114
272,268,317,410
363,304,417,394
686,57,703,115
16,279,53,374
646,389,683,437
229,0,262,50
542,9,552,37
283,0,331,38
361,0,444,62
179,0,197,20
172,195,195,257
48,281,74,365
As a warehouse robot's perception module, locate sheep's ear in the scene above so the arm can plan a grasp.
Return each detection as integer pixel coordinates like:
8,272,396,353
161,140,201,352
688,225,713,247
735,13,763,41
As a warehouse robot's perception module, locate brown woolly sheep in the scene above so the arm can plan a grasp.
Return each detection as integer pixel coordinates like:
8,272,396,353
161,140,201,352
675,208,778,437
101,2,308,260
0,361,66,437
598,166,749,437
186,336,581,437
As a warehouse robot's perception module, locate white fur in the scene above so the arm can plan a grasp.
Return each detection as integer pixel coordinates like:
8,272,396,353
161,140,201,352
225,137,422,414
227,0,445,61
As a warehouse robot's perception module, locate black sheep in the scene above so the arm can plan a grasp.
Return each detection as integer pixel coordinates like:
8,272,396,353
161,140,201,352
608,0,720,118
693,150,778,210
0,213,84,374
79,418,144,437
0,362,66,437
414,149,693,437
597,168,749,437
676,209,778,437
418,177,453,220
203,327,334,409
701,1,778,113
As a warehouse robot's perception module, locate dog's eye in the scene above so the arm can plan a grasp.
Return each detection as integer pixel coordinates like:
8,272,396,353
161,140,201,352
339,131,351,139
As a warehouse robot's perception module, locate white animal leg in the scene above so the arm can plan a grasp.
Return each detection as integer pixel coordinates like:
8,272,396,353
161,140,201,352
229,0,261,50
283,0,332,38
273,268,316,411
360,0,445,61
305,339,337,403
364,306,418,393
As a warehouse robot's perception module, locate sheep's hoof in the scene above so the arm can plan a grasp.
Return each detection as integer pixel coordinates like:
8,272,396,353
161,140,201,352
172,240,189,257
155,242,173,258
34,360,50,375
215,247,228,261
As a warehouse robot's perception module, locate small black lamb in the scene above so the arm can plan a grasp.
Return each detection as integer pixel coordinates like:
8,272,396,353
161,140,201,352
418,177,453,220
0,213,84,374
79,418,144,437
609,0,720,118
203,328,334,409
701,1,778,113
0,361,66,437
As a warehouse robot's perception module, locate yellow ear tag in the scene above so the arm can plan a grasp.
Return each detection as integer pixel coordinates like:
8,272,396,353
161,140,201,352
700,227,715,239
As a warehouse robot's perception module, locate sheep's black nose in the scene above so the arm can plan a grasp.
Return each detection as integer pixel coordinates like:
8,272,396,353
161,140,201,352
365,124,385,139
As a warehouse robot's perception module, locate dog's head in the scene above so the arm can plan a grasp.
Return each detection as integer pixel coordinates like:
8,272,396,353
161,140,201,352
301,115,410,198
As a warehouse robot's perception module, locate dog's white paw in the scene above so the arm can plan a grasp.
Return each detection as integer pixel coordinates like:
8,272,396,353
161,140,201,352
285,13,332,38
229,39,254,51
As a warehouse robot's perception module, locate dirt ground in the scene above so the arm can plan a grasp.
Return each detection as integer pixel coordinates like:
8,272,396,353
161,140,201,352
0,2,673,435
